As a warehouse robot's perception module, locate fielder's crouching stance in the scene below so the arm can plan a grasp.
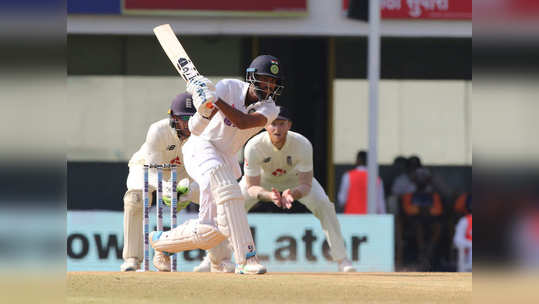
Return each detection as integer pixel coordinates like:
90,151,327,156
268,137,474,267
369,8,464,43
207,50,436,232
121,93,196,272
149,55,283,274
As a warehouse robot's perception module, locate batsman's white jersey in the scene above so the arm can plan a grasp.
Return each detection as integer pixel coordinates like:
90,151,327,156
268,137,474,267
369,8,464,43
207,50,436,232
183,79,279,188
239,131,349,262
200,79,279,157
126,118,189,191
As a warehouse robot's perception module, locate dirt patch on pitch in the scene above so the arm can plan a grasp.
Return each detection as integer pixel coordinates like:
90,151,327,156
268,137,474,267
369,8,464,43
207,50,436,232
67,272,471,304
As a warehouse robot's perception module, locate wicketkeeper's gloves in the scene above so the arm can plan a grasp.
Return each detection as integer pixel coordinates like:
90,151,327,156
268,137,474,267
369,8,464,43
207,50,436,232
163,178,191,212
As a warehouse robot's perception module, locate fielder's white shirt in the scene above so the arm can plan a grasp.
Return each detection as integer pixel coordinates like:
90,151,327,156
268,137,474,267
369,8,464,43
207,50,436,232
198,79,279,157
244,131,313,184
127,118,188,190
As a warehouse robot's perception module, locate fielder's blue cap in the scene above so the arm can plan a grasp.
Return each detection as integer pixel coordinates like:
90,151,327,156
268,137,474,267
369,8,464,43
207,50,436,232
276,106,292,121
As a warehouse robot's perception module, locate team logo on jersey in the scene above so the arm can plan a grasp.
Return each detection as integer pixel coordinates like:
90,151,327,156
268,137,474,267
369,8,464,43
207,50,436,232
271,168,286,176
287,156,292,166
263,157,271,163
167,145,176,151
224,104,237,127
170,157,182,165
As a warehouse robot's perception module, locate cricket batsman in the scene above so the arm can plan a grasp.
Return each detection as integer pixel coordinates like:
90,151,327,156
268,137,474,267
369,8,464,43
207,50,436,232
121,92,197,272
194,106,357,272
149,55,283,274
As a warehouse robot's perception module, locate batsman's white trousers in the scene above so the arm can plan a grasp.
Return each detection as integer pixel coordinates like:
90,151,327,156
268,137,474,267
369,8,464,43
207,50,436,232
239,177,348,262
182,136,242,226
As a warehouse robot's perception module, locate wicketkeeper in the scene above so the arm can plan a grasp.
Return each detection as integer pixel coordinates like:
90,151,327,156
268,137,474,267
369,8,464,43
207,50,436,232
121,93,197,272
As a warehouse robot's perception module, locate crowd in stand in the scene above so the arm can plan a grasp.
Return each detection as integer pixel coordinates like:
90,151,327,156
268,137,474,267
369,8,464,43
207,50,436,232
339,151,472,272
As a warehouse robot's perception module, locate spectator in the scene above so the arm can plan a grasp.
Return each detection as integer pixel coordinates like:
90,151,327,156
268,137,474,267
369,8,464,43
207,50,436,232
338,150,385,214
454,192,471,217
453,195,472,272
392,155,422,197
401,168,443,270
386,156,408,214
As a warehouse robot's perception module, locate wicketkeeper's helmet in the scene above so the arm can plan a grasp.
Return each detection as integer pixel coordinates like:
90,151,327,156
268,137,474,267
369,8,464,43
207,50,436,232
168,92,196,134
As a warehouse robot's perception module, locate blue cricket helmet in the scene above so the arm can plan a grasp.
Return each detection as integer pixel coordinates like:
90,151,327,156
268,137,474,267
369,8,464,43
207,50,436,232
246,55,284,100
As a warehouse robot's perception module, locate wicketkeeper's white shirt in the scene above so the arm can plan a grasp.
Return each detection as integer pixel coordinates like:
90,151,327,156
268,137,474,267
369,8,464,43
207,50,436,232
127,118,189,190
243,130,313,185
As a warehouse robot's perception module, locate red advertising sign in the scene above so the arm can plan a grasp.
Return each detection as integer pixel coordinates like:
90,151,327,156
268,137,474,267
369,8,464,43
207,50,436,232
124,0,307,17
474,0,539,20
343,0,472,20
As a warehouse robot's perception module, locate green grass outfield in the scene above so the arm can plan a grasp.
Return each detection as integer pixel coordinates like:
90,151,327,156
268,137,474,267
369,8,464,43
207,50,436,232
67,272,471,304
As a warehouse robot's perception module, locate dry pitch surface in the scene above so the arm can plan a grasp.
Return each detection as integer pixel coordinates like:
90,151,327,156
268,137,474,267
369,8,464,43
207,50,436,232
68,272,471,304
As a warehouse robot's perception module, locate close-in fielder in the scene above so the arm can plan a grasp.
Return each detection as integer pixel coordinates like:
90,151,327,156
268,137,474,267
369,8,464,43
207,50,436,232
148,55,283,274
121,93,197,272
193,107,357,272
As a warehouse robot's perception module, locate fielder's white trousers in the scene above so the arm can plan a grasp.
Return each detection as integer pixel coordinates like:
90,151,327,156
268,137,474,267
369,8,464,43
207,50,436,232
238,176,348,262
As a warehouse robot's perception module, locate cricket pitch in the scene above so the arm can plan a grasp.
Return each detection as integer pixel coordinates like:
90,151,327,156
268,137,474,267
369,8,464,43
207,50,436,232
67,272,471,303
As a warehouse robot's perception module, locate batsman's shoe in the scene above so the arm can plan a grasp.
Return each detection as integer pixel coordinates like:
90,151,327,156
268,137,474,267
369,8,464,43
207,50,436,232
193,255,234,273
235,257,267,275
211,260,235,273
193,255,210,272
153,251,171,272
120,258,140,272
338,258,356,272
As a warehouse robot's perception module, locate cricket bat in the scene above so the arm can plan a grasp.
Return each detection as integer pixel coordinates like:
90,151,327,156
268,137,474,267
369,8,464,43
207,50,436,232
153,24,201,83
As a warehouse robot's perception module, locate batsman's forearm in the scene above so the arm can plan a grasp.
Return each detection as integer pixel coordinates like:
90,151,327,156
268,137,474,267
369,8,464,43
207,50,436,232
214,99,262,129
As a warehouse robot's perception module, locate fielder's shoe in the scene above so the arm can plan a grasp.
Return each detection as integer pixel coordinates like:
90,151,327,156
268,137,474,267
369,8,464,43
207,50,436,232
120,258,140,272
338,258,357,272
153,250,171,272
235,256,267,275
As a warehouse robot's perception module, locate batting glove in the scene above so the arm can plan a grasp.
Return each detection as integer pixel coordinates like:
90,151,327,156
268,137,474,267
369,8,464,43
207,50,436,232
186,77,217,118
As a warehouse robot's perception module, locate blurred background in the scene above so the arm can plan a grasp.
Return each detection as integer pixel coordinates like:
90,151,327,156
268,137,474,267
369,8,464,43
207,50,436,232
65,0,471,273
8,0,539,301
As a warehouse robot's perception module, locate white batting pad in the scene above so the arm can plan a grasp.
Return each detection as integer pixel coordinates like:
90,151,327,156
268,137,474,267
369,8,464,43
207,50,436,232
122,190,144,261
209,165,257,264
150,219,225,253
